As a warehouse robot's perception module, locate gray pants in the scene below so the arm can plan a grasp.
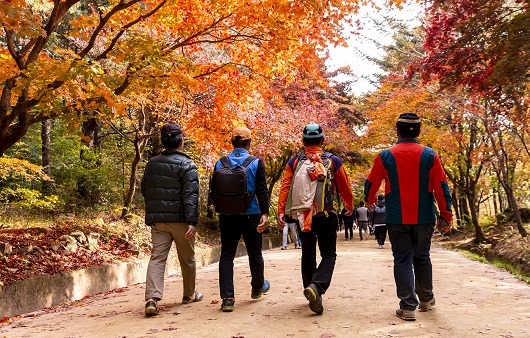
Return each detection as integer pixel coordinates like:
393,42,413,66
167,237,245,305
145,222,196,301
283,222,299,247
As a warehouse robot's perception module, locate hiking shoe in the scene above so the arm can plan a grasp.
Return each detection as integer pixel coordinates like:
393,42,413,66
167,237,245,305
304,284,323,314
182,290,204,304
418,298,436,312
145,300,159,317
281,246,287,250
396,308,416,321
221,298,235,312
251,280,270,299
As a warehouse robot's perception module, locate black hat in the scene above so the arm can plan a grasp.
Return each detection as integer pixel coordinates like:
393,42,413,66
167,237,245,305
397,112,420,124
161,123,183,138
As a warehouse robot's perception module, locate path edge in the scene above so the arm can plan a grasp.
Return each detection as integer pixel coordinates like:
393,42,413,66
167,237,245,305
0,235,283,318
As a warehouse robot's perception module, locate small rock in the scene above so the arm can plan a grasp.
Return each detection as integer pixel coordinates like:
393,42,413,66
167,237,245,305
0,242,13,255
50,243,62,251
20,244,34,254
59,235,77,245
87,233,100,250
71,231,87,244
43,227,55,235
65,213,75,219
64,242,78,254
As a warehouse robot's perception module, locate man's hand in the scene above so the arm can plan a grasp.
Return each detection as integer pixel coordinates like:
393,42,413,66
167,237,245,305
367,203,375,212
436,218,451,235
257,214,269,233
344,209,353,216
277,213,286,228
185,225,196,239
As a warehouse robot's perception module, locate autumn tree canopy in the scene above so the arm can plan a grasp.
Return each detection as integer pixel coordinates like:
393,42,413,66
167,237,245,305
0,0,365,156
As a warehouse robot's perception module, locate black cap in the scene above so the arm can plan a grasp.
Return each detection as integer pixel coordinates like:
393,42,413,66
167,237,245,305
397,112,420,124
161,123,183,138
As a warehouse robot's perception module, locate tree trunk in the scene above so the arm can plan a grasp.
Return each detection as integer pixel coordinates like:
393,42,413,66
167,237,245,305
501,182,528,237
41,119,52,193
465,190,488,243
452,190,461,227
206,175,214,219
492,187,498,215
121,136,147,218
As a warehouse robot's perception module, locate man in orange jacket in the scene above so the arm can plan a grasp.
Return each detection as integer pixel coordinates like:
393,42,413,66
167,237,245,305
277,123,354,314
364,112,452,321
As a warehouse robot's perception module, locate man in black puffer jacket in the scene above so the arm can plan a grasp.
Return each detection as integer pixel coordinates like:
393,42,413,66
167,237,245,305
371,194,387,249
141,123,203,316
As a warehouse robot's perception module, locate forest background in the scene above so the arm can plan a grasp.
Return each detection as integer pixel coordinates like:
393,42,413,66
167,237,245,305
1,0,529,286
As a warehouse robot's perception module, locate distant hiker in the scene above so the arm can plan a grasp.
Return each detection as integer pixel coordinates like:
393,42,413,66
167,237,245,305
354,201,369,240
210,126,270,312
371,194,387,249
341,207,355,240
282,214,301,250
277,123,354,314
364,112,452,321
141,123,203,317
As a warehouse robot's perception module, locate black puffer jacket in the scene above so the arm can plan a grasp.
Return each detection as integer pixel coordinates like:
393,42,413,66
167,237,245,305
141,150,199,226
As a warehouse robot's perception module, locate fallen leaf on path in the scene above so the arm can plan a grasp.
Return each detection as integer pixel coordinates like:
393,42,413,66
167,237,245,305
389,322,398,325
172,311,181,315
320,333,335,338
211,300,219,304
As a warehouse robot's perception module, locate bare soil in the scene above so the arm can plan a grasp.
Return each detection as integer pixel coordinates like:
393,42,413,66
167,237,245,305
1,234,529,337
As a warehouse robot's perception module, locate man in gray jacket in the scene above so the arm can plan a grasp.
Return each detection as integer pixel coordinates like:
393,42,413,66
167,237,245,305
141,123,203,316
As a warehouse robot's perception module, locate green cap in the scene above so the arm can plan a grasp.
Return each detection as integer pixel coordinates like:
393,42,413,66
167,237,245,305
303,123,324,138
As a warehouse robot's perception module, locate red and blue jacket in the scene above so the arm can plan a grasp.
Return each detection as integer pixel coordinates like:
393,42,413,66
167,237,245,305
364,138,452,225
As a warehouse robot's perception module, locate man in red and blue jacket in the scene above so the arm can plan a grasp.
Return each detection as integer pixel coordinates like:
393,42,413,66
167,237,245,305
364,112,452,321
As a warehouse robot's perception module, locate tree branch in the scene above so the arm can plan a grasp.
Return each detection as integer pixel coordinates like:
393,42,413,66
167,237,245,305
95,0,168,61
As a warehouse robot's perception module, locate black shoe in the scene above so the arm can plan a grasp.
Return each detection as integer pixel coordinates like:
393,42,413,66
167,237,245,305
303,284,323,314
251,280,270,299
221,298,235,312
145,300,159,317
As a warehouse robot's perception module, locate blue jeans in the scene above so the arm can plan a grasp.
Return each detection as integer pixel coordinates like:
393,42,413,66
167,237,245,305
387,223,434,310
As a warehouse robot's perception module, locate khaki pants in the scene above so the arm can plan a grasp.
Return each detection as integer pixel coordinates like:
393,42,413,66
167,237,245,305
145,222,196,301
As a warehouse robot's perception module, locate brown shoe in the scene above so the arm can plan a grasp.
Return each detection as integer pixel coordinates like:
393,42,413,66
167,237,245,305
396,308,416,321
182,291,204,304
418,298,436,312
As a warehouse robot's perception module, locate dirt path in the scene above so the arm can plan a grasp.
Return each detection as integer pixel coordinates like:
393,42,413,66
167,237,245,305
1,234,529,337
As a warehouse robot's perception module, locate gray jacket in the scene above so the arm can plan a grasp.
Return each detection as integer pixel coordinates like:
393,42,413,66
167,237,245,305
141,150,199,226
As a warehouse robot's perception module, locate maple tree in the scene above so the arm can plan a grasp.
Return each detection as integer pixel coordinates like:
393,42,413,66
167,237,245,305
414,0,529,237
0,0,366,157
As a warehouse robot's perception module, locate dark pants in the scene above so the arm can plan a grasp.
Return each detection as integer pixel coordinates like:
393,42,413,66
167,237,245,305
358,221,368,240
387,223,434,310
344,222,354,239
219,214,264,299
297,213,337,296
374,225,387,245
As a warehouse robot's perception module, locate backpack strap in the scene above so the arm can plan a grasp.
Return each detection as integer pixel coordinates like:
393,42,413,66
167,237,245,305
220,156,232,168
241,155,257,168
